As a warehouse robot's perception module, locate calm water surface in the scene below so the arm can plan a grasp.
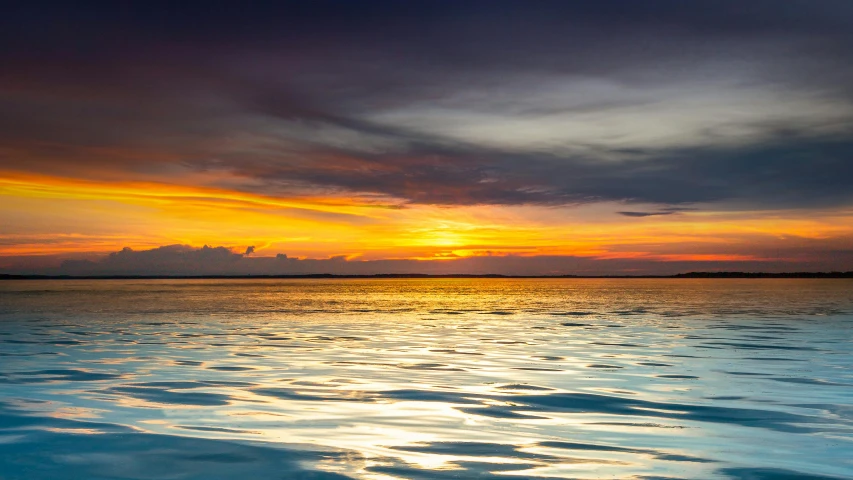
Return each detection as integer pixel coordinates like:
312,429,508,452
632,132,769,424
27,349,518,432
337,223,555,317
0,279,852,479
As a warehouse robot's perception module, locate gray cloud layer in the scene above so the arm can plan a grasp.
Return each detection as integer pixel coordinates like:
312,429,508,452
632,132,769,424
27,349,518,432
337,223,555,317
2,1,853,209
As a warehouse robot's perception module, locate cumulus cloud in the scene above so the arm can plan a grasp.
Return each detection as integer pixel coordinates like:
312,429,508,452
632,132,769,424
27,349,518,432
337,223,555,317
0,244,832,277
58,245,245,276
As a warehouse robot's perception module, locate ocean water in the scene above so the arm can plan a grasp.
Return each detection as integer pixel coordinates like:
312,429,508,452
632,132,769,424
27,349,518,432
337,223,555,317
0,279,852,480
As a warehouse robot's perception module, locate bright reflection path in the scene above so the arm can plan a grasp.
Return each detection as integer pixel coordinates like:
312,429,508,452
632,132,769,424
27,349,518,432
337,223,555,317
1,279,852,479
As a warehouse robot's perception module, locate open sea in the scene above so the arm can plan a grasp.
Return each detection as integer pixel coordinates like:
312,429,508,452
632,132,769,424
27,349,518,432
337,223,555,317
0,278,852,480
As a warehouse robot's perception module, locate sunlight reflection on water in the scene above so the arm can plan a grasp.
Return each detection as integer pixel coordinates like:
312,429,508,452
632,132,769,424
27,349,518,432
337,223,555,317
1,279,852,479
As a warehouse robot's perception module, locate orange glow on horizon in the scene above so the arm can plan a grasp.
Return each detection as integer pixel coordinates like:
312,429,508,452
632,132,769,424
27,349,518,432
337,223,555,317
2,170,853,268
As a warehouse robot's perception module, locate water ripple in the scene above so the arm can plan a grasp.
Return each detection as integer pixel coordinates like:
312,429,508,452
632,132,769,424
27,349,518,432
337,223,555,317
1,278,852,479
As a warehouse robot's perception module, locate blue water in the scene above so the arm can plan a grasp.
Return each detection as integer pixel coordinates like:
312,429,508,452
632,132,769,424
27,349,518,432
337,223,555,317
1,279,852,479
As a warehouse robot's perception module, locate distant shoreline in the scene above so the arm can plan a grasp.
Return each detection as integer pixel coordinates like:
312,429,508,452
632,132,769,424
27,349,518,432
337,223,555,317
1,272,852,280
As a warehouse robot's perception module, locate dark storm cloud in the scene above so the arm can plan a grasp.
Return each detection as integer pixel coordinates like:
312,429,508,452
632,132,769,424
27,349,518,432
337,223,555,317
2,1,853,208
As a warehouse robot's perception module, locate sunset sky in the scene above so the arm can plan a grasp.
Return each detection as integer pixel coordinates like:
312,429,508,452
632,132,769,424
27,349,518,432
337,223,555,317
2,1,853,275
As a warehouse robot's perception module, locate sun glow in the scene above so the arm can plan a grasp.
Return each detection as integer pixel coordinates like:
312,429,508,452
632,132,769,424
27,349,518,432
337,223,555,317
2,171,853,269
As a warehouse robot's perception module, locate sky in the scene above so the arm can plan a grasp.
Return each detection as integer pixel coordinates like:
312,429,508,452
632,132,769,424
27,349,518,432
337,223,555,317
2,1,853,276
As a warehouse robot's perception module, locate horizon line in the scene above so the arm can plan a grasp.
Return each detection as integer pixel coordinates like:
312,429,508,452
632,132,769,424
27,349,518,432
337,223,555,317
2,272,852,280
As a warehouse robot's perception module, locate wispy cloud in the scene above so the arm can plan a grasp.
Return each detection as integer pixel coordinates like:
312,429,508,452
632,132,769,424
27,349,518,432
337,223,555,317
2,2,853,209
